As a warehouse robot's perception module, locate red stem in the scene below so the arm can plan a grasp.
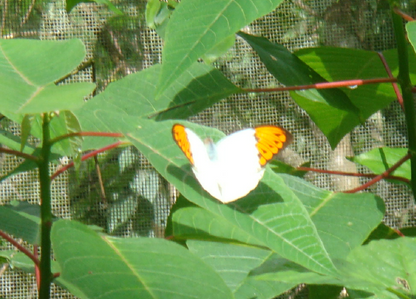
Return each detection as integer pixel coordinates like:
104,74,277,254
343,152,412,193
243,77,397,93
0,230,39,266
0,147,38,161
50,141,125,180
50,131,124,145
297,166,410,184
377,52,404,109
393,7,415,22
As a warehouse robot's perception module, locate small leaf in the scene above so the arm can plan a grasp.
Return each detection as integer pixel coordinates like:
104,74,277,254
406,21,416,54
0,201,41,245
66,0,123,15
350,147,409,180
20,114,34,152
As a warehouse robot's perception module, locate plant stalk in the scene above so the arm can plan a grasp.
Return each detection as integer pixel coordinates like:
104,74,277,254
38,113,53,299
390,6,416,202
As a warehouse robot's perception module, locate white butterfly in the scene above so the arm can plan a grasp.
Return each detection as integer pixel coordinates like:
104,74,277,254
172,124,292,203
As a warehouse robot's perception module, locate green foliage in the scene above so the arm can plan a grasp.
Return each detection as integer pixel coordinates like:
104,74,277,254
1,1,416,299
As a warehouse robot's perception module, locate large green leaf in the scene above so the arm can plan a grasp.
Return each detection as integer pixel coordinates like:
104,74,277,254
280,174,385,260
238,32,360,149
0,39,95,115
350,147,409,180
187,240,296,299
295,47,401,120
123,118,337,276
75,63,239,150
157,0,285,96
52,220,233,299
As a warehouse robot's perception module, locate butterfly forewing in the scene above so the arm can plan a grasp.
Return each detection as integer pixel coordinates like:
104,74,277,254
254,126,293,166
172,124,195,164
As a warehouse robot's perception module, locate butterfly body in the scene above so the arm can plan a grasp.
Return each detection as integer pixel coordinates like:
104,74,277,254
172,124,292,203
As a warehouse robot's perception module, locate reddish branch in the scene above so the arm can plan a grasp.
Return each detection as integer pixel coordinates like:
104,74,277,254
50,131,124,145
297,166,410,184
394,7,415,22
343,152,412,193
0,147,38,161
0,230,39,266
50,141,126,180
243,77,397,93
377,52,404,109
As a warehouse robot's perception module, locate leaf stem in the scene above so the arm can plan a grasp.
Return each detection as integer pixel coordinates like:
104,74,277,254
297,166,410,184
49,131,124,145
38,113,53,299
0,147,38,161
390,6,416,202
343,153,411,193
0,230,39,266
243,77,396,93
50,141,126,180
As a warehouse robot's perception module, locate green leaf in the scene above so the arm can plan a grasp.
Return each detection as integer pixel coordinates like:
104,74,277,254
62,110,83,168
238,32,361,149
201,34,236,64
74,63,239,150
145,0,174,38
187,240,271,292
66,0,123,15
20,114,34,152
186,240,296,298
125,119,337,276
280,174,385,260
350,147,409,180
157,0,285,96
0,39,95,115
406,21,416,54
0,128,35,153
52,220,233,299
0,201,41,245
295,47,399,121
340,237,416,297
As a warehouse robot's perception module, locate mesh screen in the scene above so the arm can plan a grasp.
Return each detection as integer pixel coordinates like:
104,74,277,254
0,0,414,298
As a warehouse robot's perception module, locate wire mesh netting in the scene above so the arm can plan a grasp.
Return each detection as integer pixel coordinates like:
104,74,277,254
0,0,415,297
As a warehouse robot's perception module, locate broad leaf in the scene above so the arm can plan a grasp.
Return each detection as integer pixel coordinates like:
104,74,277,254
157,0,285,96
52,220,233,299
238,32,361,149
0,39,95,115
295,47,401,120
75,63,239,150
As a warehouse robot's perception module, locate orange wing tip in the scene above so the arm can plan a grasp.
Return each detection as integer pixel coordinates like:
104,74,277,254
172,124,194,165
254,125,293,166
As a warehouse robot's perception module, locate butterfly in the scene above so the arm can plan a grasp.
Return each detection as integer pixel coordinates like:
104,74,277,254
172,124,293,203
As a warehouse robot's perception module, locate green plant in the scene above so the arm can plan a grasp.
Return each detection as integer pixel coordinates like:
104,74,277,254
1,0,416,299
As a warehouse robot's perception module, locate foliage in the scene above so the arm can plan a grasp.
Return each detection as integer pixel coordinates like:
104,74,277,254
0,0,416,299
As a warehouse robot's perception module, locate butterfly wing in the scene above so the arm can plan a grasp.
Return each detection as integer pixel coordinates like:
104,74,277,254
214,125,292,203
172,124,222,199
172,124,292,204
254,125,293,166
